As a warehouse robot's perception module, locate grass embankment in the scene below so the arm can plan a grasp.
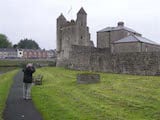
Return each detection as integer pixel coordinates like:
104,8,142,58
32,67,160,120
0,60,19,73
0,59,56,68
0,70,18,120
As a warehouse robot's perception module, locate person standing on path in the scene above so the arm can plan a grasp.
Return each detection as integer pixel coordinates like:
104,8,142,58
22,63,35,100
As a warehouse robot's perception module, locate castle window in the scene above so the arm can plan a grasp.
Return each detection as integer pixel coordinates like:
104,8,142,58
81,36,83,39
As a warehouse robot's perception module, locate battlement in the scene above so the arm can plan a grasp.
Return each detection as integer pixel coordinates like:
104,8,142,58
62,20,76,27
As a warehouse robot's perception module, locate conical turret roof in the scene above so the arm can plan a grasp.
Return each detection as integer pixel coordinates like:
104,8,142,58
77,7,87,15
57,13,66,20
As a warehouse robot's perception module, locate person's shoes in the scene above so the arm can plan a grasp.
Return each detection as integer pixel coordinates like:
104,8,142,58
26,97,32,100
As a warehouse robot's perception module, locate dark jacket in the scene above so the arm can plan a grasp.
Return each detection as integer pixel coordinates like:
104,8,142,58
22,66,35,83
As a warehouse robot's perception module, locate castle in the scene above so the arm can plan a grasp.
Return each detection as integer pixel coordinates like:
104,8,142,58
56,8,94,66
56,7,160,76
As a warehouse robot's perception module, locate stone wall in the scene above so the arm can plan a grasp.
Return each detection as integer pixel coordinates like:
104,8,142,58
113,42,141,53
112,52,160,75
97,32,110,48
142,43,160,52
68,45,112,72
68,45,160,76
113,42,160,53
77,73,100,84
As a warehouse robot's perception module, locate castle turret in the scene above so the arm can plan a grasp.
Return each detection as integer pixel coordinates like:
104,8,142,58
76,7,87,27
76,7,90,46
56,13,66,52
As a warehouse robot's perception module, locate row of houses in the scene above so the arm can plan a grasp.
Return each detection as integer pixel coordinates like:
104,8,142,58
0,48,56,59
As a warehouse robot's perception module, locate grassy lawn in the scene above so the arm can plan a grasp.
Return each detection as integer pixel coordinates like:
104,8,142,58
32,67,160,120
0,70,18,120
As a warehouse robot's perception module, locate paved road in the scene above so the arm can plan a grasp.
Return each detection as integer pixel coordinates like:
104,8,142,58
0,72,3,74
3,70,43,120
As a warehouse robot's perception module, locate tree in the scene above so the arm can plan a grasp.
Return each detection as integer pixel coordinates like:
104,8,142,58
13,44,18,49
0,34,12,48
17,38,40,49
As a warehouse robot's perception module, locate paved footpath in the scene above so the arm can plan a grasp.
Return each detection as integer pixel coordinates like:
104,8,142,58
3,70,43,120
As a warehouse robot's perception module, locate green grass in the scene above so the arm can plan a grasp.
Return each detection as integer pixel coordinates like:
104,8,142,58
0,70,18,120
32,67,160,120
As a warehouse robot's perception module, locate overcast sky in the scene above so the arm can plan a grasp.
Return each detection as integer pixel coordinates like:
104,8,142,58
0,0,160,49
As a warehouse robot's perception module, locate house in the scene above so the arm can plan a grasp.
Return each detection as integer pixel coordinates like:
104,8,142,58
46,50,56,58
22,49,47,59
97,21,160,53
17,49,23,58
0,48,17,59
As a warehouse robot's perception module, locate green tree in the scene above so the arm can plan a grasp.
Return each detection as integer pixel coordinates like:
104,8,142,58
0,34,12,48
17,38,40,49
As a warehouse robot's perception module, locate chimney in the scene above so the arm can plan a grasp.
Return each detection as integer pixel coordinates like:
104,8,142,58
117,21,124,27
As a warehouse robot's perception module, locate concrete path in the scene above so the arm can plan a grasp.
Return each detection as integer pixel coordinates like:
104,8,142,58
3,71,43,120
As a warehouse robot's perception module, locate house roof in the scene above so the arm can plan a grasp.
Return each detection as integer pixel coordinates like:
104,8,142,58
98,26,138,33
98,22,140,35
0,48,16,52
114,35,160,46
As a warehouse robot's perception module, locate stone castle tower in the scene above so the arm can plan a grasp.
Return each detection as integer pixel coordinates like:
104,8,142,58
56,7,94,66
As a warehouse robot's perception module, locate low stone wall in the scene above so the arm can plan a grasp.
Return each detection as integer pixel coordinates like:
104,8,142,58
77,73,100,84
56,58,70,67
69,45,160,76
